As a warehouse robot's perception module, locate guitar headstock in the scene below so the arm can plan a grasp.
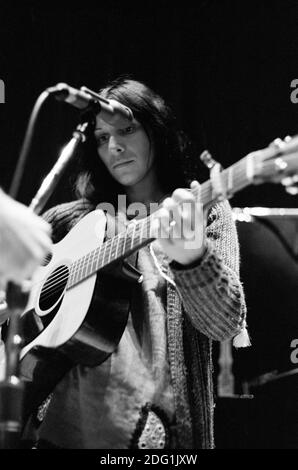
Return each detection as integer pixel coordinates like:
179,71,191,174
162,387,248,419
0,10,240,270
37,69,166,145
248,134,298,194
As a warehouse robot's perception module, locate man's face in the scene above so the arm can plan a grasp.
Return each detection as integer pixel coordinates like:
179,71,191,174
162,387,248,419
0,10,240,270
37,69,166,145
94,116,155,188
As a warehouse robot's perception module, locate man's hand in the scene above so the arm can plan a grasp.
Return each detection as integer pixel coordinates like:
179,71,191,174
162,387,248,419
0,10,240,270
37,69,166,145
0,191,52,283
151,181,206,265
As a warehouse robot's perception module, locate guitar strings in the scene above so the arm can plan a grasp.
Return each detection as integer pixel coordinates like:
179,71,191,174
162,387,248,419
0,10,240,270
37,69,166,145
38,213,157,302
38,221,143,293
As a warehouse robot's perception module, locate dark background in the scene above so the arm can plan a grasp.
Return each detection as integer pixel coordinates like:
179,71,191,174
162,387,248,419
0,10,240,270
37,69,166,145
0,1,298,209
1,1,298,448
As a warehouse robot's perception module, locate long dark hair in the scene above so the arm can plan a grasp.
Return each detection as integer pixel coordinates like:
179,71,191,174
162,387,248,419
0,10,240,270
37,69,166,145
75,77,202,204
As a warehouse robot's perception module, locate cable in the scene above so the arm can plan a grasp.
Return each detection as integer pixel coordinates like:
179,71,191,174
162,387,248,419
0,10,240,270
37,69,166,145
9,90,51,200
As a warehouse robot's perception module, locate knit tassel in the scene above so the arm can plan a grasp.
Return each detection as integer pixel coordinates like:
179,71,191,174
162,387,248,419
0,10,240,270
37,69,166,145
233,324,251,348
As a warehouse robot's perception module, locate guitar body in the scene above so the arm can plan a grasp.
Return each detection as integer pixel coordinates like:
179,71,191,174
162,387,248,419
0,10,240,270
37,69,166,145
20,210,133,378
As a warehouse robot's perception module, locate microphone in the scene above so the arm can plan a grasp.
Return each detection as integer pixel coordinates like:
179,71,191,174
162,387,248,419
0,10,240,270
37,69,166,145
46,83,133,126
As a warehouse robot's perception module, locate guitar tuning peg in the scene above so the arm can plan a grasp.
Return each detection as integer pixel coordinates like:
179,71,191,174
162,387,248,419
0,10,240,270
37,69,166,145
285,185,298,196
270,137,285,151
200,150,218,169
200,150,227,201
283,174,298,185
282,174,298,195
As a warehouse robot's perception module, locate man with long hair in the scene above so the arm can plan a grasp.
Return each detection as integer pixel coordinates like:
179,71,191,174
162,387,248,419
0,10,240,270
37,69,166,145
22,77,247,449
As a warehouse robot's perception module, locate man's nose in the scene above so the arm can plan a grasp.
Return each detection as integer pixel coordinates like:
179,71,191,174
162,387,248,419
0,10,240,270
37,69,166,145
109,135,125,154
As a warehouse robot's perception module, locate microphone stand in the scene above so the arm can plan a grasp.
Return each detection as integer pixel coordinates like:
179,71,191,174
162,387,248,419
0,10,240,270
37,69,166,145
30,121,90,214
0,118,93,449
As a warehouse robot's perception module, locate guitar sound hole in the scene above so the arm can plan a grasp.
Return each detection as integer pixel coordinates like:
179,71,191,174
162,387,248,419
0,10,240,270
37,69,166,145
39,265,69,311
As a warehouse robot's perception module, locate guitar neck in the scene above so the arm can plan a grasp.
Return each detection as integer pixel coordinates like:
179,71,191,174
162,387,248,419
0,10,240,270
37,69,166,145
66,155,251,289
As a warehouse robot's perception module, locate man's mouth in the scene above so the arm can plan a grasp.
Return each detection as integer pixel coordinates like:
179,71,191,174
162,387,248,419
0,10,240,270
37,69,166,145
113,160,134,169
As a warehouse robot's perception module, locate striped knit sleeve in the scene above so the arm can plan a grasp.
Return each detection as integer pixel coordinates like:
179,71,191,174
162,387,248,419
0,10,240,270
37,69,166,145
170,200,247,342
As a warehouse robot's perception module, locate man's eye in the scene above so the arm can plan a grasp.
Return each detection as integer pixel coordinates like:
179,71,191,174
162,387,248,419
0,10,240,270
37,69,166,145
96,134,109,145
124,126,135,134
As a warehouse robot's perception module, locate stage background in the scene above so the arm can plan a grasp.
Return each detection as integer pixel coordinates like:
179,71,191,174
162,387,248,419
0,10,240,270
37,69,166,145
1,1,298,449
